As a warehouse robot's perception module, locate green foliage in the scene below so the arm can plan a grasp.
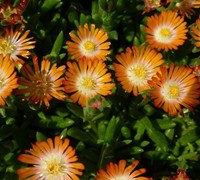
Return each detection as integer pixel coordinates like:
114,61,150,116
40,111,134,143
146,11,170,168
0,0,200,179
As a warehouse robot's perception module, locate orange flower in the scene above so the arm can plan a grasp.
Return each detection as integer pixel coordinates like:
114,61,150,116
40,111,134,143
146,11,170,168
15,55,66,107
0,55,18,106
0,26,35,65
148,63,200,116
113,45,164,96
143,0,171,13
17,136,85,180
0,0,28,25
144,11,188,52
64,57,115,107
96,159,152,180
191,16,200,47
66,23,111,61
175,0,200,18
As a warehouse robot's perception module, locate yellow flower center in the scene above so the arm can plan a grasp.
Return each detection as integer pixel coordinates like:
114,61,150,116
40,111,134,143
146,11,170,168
41,153,67,178
83,41,95,52
0,38,17,56
162,83,181,100
132,66,147,79
168,85,180,99
160,28,172,37
127,64,149,86
155,26,174,43
77,75,96,95
80,77,95,90
4,6,17,18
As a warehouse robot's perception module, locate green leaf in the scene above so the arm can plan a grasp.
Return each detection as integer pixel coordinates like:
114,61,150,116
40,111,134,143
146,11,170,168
133,120,146,141
178,128,199,146
39,0,62,13
50,31,64,57
156,119,176,130
66,103,83,119
67,127,96,144
121,126,131,139
4,153,14,164
107,30,118,40
36,132,47,142
104,116,120,143
141,117,169,151
97,120,107,140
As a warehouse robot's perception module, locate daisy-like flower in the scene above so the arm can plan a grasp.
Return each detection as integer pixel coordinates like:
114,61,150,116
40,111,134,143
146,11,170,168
64,57,115,107
0,0,28,25
143,0,171,13
66,23,111,61
0,55,18,106
17,136,85,180
148,63,200,116
175,0,200,18
191,64,200,81
144,11,188,52
14,55,66,108
0,26,35,65
173,169,190,180
96,159,152,180
191,16,200,47
113,45,164,96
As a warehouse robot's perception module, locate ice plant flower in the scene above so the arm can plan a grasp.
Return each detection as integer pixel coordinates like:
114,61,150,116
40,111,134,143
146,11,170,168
191,16,200,47
190,64,200,81
0,26,35,65
173,169,190,180
96,159,152,180
148,63,200,116
0,0,28,25
144,11,188,52
66,23,111,61
175,0,200,18
15,55,67,108
17,136,85,180
64,57,115,107
143,0,171,13
113,45,164,96
0,55,18,106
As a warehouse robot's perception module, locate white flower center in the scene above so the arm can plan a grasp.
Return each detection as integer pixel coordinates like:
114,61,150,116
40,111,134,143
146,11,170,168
0,38,17,55
127,63,149,85
154,26,174,43
80,39,97,56
77,75,97,95
110,175,130,180
162,82,181,101
39,152,68,179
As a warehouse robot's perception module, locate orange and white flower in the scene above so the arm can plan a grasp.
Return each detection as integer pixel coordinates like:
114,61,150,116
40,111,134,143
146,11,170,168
0,27,35,65
0,55,18,106
191,16,200,47
96,159,152,180
148,63,200,116
113,45,164,96
17,136,85,180
175,0,200,18
144,11,188,52
66,23,111,61
15,55,66,107
143,0,171,13
0,0,28,25
64,57,115,107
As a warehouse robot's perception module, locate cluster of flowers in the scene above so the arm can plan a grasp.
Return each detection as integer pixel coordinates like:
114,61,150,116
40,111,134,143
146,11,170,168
0,0,199,179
